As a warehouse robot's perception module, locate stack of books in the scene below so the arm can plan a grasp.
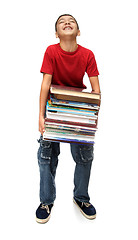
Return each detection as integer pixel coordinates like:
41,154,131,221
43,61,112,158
43,85,101,144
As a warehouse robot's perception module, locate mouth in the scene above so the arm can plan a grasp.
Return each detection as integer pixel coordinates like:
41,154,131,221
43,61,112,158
63,26,73,30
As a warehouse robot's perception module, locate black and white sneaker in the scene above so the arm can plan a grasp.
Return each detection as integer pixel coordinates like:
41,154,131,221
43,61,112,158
73,198,96,219
36,203,53,223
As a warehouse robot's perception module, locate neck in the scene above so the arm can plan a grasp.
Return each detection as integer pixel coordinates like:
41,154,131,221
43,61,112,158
59,39,78,52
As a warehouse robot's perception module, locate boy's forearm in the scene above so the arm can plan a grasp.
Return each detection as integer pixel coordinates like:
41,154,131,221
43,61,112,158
39,74,52,118
39,87,49,117
89,76,101,94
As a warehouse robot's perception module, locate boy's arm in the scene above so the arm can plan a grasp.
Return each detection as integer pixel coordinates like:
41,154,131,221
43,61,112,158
39,73,52,135
89,76,101,94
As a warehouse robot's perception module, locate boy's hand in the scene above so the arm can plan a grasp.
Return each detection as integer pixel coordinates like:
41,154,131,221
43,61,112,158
39,115,45,135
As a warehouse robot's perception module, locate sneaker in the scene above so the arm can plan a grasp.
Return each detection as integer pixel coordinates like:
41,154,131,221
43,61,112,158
36,203,53,223
73,198,96,219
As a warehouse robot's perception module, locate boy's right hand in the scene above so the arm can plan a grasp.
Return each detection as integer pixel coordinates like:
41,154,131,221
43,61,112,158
39,115,45,135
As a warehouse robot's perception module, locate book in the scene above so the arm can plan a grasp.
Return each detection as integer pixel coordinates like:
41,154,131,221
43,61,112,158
44,118,97,131
45,121,96,136
47,100,98,116
43,135,95,144
50,96,100,110
46,111,97,125
43,130,95,144
50,85,101,105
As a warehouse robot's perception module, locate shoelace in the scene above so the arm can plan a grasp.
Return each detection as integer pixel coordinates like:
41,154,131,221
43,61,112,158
82,202,91,207
41,204,50,214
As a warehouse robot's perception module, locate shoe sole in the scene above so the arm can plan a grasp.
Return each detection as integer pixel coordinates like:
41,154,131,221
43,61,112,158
73,198,96,220
36,214,51,224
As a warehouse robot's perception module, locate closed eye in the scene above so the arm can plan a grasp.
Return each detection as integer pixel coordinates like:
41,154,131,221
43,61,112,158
59,20,64,24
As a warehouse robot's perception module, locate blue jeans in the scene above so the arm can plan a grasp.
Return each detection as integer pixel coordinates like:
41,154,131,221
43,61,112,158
37,135,94,204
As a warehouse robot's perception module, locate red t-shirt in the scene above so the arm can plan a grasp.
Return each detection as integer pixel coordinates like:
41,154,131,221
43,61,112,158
40,43,99,88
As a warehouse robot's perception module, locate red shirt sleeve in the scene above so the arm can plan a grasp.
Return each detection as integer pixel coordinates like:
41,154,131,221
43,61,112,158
86,51,99,77
40,46,53,75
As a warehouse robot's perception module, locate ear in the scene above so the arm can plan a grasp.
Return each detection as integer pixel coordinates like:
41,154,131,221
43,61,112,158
77,30,81,36
55,32,59,38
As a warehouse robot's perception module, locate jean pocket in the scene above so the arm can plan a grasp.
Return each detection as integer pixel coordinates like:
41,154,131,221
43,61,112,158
79,145,94,163
38,139,52,164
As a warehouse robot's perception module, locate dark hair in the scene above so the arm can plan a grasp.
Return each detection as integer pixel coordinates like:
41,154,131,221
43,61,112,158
55,14,79,32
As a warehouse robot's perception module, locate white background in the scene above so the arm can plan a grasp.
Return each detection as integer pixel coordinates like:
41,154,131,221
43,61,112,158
0,0,138,239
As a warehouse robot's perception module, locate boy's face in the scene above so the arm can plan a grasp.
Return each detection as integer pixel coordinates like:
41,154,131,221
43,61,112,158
56,15,80,39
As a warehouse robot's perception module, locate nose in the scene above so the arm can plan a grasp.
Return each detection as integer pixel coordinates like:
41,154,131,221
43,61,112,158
65,21,70,25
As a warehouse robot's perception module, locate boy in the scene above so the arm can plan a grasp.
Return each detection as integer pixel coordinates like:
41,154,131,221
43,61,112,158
36,14,100,223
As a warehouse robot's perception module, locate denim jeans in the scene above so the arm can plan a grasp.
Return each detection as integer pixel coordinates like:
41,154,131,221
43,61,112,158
37,135,94,204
